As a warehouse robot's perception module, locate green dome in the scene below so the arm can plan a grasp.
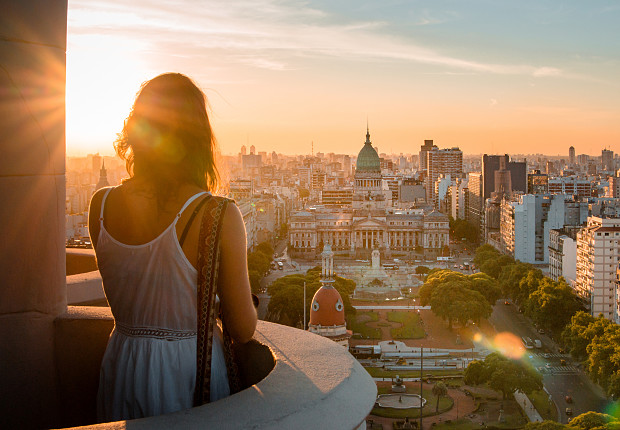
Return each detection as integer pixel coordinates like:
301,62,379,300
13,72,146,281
356,127,380,172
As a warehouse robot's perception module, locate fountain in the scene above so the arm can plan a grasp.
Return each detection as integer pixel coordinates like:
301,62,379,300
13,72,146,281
376,393,426,409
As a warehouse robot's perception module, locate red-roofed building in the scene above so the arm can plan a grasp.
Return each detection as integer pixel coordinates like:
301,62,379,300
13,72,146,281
308,244,351,347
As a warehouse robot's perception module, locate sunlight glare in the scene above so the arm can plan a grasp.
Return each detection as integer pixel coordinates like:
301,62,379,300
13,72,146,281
66,34,151,154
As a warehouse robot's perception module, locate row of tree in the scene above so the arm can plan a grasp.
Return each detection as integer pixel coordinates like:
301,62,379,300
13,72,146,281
266,267,356,327
562,311,620,398
474,245,583,338
525,412,620,430
247,241,275,294
419,269,500,328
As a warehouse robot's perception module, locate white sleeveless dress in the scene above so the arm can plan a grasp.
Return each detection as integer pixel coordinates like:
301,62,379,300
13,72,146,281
95,189,230,422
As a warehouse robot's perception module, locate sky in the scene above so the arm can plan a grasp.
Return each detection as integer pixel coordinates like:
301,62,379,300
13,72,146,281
66,0,620,157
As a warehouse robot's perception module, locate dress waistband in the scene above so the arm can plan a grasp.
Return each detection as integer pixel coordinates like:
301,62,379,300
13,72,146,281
115,321,197,340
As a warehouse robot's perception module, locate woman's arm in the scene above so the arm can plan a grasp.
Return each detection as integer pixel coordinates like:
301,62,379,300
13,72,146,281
217,203,258,344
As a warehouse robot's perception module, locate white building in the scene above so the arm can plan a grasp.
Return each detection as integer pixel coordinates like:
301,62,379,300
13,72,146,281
500,194,588,264
575,217,620,321
548,227,578,286
289,128,449,259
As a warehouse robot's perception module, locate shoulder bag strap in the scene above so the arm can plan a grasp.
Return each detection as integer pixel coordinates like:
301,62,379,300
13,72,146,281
194,196,231,406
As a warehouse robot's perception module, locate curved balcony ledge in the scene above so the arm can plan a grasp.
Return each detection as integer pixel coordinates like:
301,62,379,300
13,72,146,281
57,310,376,430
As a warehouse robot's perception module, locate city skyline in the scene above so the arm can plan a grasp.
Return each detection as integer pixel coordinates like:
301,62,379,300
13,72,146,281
67,0,620,156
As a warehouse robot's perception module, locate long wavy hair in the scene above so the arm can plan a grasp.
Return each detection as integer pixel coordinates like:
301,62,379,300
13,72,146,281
114,73,219,206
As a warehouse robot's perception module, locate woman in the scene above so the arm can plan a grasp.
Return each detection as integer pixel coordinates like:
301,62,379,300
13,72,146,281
88,73,257,422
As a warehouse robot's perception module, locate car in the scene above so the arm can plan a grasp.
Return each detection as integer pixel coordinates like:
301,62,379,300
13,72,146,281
545,363,552,369
566,408,572,416
277,261,284,270
504,300,510,305
560,359,567,366
538,328,545,334
565,395,573,403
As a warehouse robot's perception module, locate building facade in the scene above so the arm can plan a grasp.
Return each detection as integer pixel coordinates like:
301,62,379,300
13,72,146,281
575,216,620,320
289,128,449,259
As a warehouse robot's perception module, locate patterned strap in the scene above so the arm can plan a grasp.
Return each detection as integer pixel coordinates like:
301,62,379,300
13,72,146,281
194,196,240,406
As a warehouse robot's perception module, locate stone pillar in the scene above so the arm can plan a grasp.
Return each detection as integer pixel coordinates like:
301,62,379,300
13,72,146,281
0,2,68,428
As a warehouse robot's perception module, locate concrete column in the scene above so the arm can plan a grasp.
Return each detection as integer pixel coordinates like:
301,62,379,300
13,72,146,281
0,2,68,428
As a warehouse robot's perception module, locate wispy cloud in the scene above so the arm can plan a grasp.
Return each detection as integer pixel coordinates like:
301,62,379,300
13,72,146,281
69,0,567,77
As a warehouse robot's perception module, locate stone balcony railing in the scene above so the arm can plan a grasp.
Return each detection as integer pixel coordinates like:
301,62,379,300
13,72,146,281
59,250,376,429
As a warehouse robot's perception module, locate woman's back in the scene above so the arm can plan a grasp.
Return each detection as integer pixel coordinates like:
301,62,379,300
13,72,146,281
93,185,234,421
95,186,205,332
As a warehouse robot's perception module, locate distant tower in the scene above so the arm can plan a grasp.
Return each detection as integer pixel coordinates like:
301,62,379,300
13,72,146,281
250,145,256,155
602,149,614,170
568,146,575,165
96,160,110,191
240,145,247,156
308,244,351,347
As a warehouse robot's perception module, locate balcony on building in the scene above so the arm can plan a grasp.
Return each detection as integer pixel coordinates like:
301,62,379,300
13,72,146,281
0,3,376,428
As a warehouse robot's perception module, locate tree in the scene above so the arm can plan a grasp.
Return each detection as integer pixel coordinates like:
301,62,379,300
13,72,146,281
432,381,448,412
525,278,583,336
267,269,356,328
464,360,486,385
450,218,479,243
499,261,533,302
467,272,502,304
586,323,620,395
525,421,566,430
568,411,618,430
429,281,491,328
248,270,262,295
247,251,271,276
256,241,274,257
516,269,544,305
415,266,430,275
480,352,542,402
561,311,598,361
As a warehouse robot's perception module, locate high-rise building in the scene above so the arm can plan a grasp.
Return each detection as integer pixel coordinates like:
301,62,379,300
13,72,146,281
426,147,463,205
418,139,436,177
577,154,589,165
602,149,614,170
494,156,512,197
528,170,549,194
500,194,588,264
466,172,483,230
548,177,592,198
569,146,576,165
240,145,247,156
609,176,620,198
482,154,526,200
575,216,620,321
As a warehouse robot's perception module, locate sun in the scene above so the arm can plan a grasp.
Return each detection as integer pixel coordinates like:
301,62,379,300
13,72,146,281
65,33,151,155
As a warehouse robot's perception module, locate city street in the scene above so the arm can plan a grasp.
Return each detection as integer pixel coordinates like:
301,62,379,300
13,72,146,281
490,300,608,423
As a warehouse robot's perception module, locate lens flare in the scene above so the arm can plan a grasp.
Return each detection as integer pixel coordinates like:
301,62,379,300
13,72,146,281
604,401,620,418
493,332,526,360
473,333,483,343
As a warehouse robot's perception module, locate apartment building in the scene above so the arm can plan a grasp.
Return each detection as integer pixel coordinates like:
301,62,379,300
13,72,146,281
575,217,620,320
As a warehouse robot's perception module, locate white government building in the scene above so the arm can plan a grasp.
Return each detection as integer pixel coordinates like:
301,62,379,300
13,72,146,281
288,128,450,259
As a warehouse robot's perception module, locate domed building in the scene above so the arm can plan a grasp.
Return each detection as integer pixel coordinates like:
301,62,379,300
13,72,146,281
308,244,351,347
353,126,387,209
288,126,451,260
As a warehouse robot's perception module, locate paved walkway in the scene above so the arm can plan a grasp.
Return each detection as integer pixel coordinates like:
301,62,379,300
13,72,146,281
354,305,431,310
514,390,543,422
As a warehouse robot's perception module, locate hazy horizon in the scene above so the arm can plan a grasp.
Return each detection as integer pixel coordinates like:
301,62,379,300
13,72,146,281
66,0,620,157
